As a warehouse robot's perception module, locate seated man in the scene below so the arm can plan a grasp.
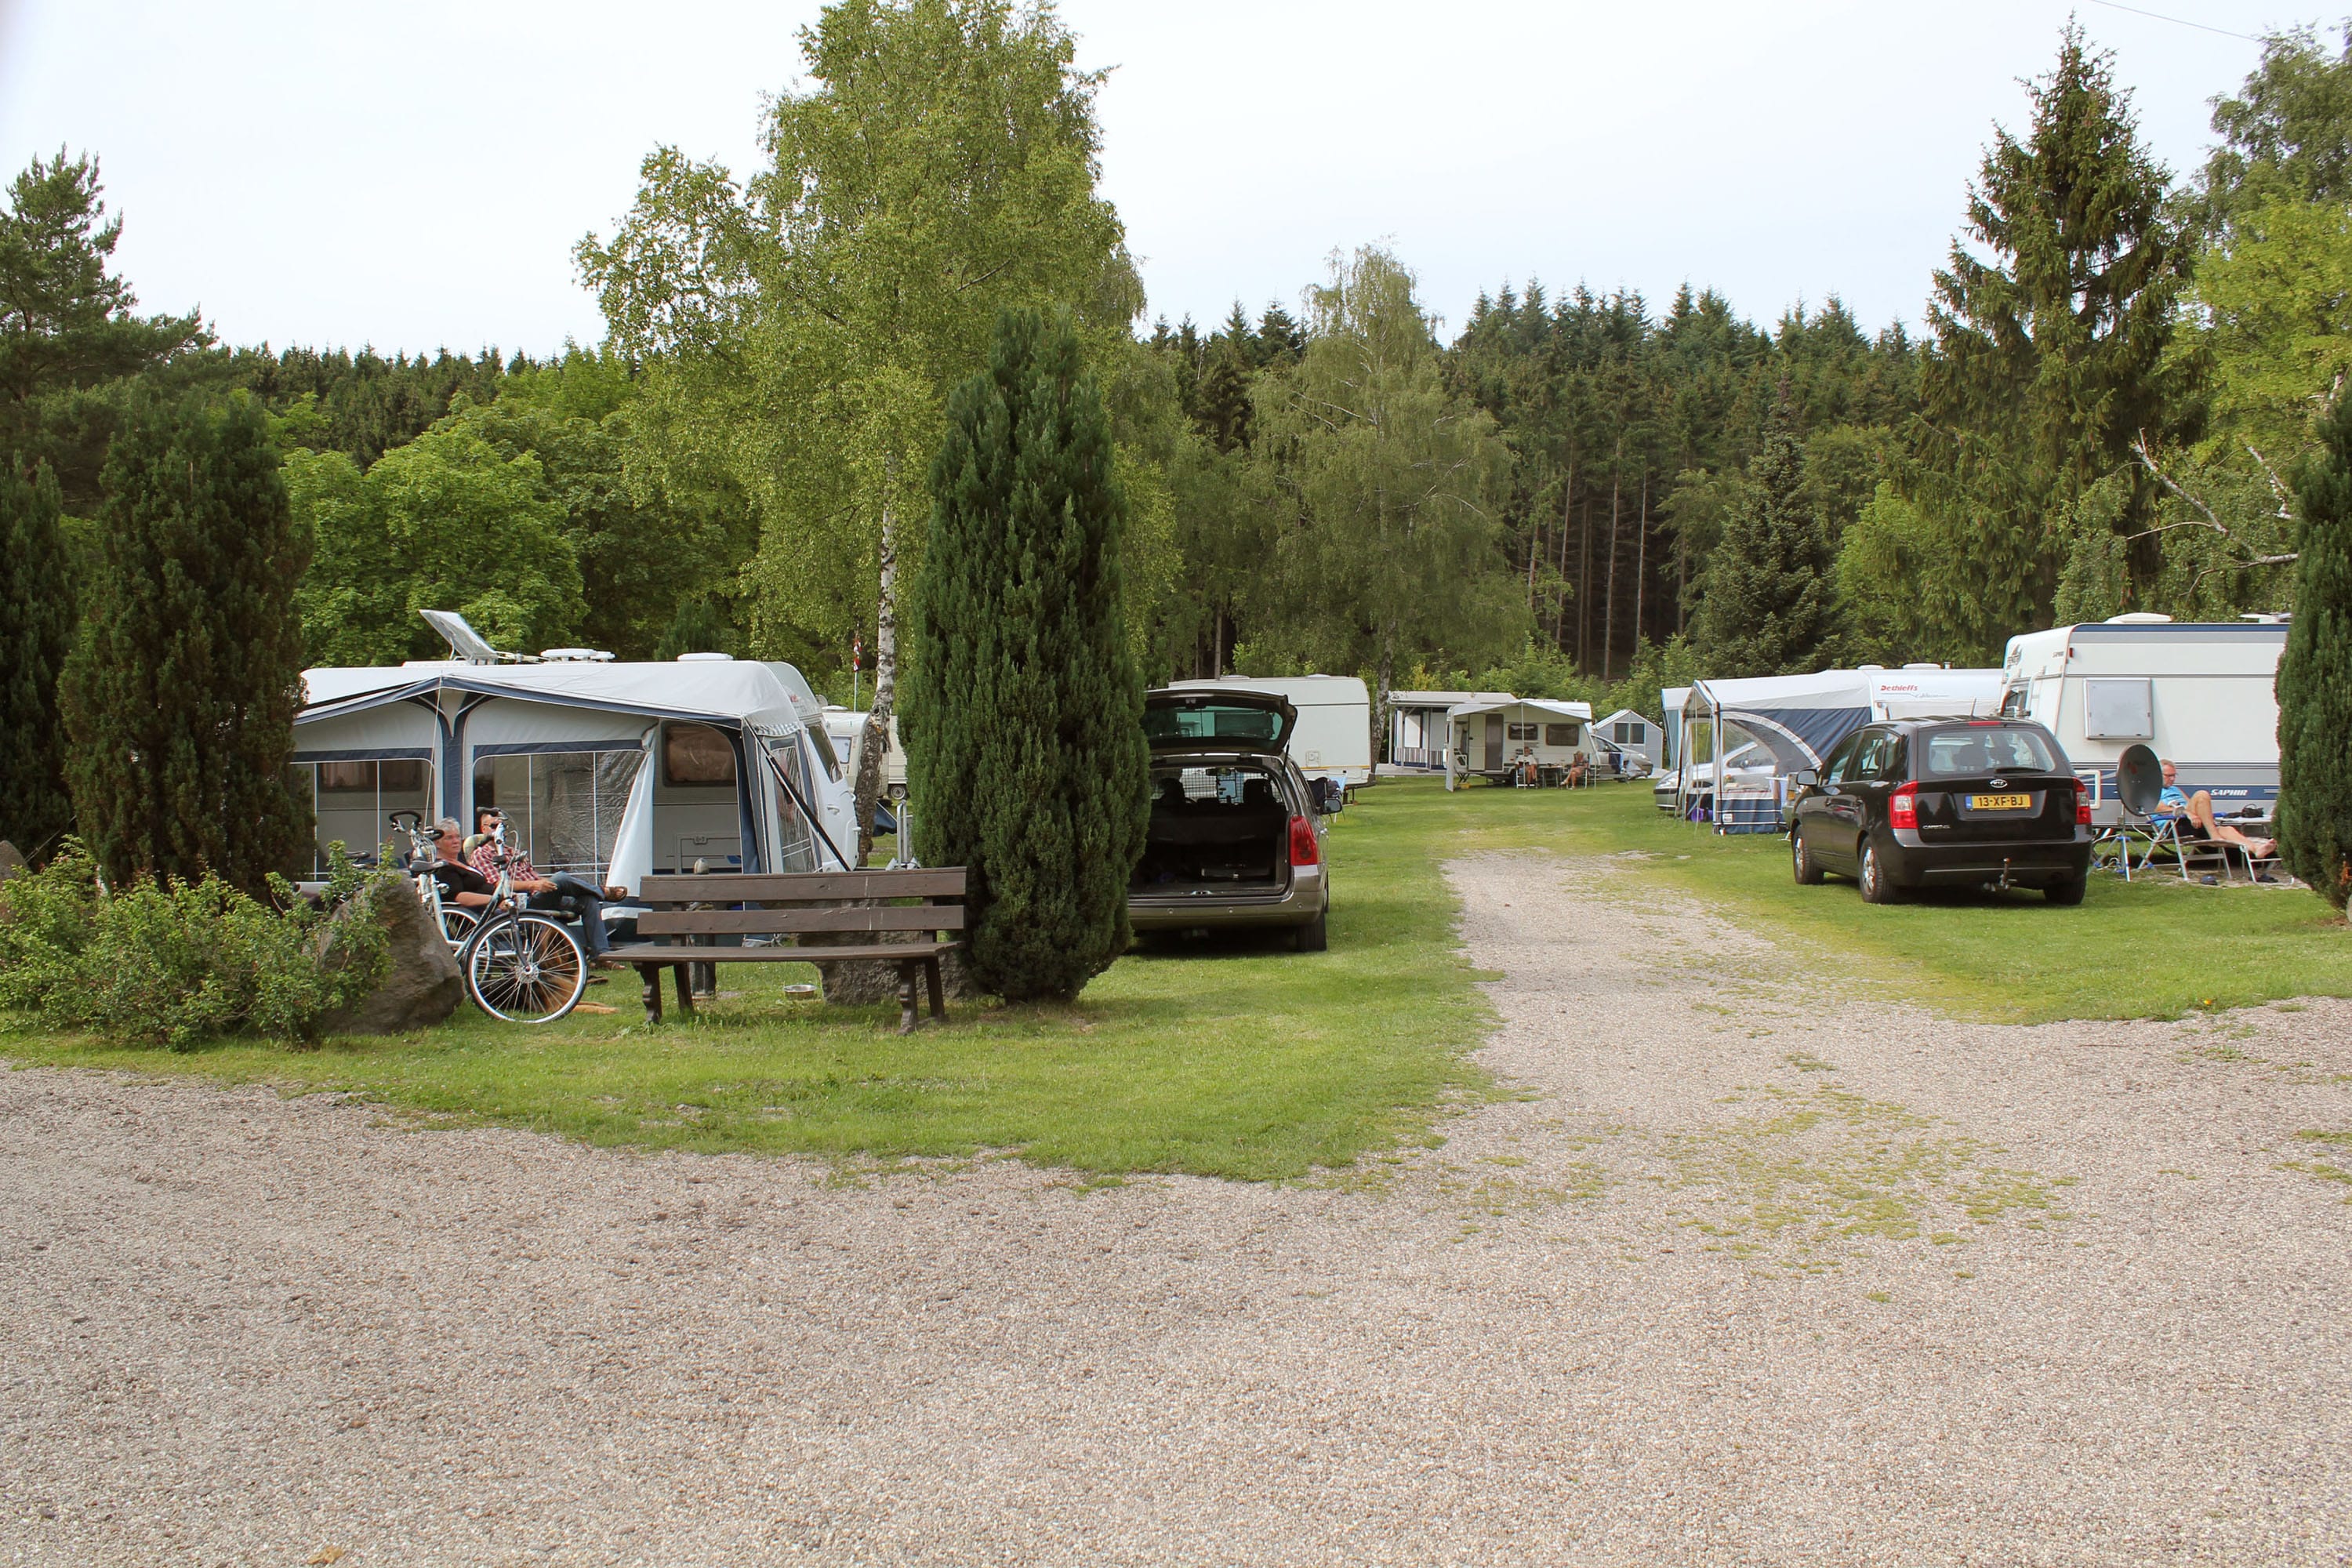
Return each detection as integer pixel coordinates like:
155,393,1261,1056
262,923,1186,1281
467,808,615,961
2151,759,2278,861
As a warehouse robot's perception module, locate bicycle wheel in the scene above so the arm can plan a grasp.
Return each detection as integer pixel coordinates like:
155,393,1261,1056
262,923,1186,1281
465,913,587,1023
438,906,480,949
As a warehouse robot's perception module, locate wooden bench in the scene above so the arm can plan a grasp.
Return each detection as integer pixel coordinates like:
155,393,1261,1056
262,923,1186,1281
621,868,967,1033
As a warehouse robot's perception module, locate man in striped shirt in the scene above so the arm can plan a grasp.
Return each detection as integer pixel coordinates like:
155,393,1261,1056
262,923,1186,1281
469,808,615,960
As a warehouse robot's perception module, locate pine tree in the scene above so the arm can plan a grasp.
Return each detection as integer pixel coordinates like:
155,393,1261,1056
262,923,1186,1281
904,307,1149,1002
60,392,311,895
0,457,74,855
1917,27,2188,653
2278,395,2352,910
1693,387,1829,677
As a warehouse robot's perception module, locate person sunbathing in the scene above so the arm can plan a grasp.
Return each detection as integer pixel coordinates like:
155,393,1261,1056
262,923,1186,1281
2152,760,2277,859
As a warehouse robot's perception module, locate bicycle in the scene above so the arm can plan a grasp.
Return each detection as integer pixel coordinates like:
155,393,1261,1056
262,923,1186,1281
387,811,481,949
451,822,590,1024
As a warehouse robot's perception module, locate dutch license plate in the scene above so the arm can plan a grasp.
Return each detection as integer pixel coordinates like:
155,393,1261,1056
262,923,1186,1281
1968,793,2031,811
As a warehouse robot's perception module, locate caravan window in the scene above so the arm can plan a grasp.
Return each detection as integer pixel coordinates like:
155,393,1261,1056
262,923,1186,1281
803,722,842,782
474,750,645,879
292,757,433,877
1544,722,1580,747
1507,722,1540,742
663,724,737,786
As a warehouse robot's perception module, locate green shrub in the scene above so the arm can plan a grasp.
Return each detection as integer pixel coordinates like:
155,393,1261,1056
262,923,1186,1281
0,841,393,1049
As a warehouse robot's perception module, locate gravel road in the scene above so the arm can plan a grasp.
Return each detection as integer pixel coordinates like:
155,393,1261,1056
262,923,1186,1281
5,852,2350,1566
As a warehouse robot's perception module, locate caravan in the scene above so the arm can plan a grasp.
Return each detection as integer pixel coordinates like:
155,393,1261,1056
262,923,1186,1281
1445,697,1596,788
293,615,857,892
1167,675,1373,792
1998,615,2288,823
1386,690,1513,774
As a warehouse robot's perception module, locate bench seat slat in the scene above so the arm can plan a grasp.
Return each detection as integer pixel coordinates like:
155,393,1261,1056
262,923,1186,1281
636,906,964,935
638,869,966,902
620,941,959,964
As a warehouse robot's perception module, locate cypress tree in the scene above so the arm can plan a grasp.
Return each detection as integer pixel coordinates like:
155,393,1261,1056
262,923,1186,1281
2278,395,2352,910
1693,387,1830,677
905,307,1149,1003
60,392,311,895
0,457,74,856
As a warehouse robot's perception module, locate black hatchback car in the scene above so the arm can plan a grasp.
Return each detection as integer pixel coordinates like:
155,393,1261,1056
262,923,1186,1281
1788,717,2092,905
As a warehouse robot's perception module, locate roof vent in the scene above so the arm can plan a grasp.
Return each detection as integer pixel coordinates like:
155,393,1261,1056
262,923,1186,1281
540,648,615,662
2104,612,2173,624
675,652,734,662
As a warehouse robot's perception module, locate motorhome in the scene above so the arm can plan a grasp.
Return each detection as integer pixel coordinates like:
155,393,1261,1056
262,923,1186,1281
1998,615,2288,822
1167,675,1374,791
1444,697,1596,788
292,615,856,891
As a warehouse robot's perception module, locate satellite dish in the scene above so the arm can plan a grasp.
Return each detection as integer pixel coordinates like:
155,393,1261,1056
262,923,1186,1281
420,609,504,665
2116,744,2164,815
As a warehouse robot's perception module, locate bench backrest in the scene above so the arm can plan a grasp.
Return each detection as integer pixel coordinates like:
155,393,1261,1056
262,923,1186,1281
633,866,967,941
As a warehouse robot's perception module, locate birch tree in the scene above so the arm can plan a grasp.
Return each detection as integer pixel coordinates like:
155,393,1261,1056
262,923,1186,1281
581,0,1138,858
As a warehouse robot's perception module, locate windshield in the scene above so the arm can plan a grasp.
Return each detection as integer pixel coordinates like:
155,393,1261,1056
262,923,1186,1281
1143,701,1288,749
1921,724,2060,778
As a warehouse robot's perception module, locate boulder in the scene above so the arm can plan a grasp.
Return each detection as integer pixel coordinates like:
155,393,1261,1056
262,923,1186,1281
804,920,987,1007
316,878,465,1036
0,840,25,883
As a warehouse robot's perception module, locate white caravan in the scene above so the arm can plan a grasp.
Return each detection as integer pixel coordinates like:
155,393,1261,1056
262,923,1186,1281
821,707,909,800
1386,689,1514,774
292,615,856,891
1444,697,1596,788
1168,675,1374,791
1998,615,2288,822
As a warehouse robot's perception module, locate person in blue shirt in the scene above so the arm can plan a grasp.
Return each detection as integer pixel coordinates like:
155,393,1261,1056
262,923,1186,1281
2151,758,2276,860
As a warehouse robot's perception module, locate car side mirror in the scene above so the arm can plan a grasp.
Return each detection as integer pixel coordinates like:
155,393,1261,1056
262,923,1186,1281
1792,770,1818,789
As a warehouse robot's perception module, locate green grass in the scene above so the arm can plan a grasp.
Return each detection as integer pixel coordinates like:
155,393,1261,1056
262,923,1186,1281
0,781,1542,1181
1489,782,2352,1024
5,776,2347,1179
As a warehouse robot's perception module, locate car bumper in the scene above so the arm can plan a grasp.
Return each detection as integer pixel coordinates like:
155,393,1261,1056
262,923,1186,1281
1885,832,2092,884
1128,866,1327,930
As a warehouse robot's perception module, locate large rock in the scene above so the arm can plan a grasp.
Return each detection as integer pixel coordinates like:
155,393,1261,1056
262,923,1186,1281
0,840,25,883
316,879,465,1036
803,910,986,1007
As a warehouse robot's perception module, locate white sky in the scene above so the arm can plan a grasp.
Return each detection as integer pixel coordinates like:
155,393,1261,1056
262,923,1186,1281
0,0,2288,357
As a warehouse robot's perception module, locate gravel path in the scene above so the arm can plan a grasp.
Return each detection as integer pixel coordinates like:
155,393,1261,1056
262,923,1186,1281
6,852,2350,1566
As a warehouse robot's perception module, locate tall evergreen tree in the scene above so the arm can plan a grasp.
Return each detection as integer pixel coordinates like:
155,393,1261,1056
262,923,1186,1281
60,392,310,894
904,307,1148,1002
1693,386,1829,677
2277,395,2352,910
0,457,73,855
1916,27,2189,654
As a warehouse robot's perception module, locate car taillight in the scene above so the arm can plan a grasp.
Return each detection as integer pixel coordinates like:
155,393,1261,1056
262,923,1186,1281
2075,789,2092,826
1889,784,1918,830
1288,815,1319,867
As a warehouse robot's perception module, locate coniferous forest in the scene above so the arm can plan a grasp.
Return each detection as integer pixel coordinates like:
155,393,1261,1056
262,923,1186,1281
4,13,2348,742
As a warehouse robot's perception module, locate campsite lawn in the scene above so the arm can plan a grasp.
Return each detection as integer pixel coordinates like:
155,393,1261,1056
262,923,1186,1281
1444,778,2352,1025
0,786,1523,1181
7,776,2348,1178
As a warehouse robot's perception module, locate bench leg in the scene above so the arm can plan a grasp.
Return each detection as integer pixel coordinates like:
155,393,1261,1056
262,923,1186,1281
636,964,663,1025
925,956,946,1020
897,960,920,1036
673,964,695,1015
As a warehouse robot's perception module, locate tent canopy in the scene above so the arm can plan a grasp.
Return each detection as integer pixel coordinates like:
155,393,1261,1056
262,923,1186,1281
1684,667,2002,775
1446,696,1592,723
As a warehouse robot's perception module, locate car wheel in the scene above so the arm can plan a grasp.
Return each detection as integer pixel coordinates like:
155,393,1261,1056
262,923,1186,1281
1791,831,1824,886
1860,838,1899,905
1292,912,1328,953
2045,873,2086,906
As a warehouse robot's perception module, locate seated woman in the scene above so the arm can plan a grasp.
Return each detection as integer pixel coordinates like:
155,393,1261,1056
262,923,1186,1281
2153,760,2277,859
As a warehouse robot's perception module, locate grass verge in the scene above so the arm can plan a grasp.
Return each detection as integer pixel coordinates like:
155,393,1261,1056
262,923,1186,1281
1,781,1533,1180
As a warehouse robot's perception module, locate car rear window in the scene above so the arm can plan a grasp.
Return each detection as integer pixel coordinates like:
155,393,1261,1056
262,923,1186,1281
1144,703,1286,746
1920,725,2060,778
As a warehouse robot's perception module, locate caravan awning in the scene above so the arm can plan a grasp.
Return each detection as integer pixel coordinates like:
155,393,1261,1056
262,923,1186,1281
1687,671,1871,772
1446,696,1594,723
297,661,803,734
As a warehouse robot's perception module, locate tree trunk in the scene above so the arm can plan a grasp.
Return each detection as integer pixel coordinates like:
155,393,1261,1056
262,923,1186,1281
1602,454,1621,683
1634,470,1649,655
1557,456,1573,651
1375,622,1397,777
853,481,898,867
1577,492,1591,670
